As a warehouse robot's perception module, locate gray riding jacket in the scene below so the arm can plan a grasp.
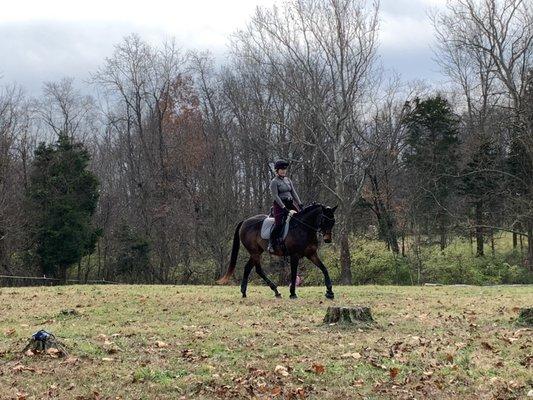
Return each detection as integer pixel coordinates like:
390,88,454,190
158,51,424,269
270,176,302,208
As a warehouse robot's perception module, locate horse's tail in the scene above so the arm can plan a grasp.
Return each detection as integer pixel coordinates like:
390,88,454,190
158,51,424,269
216,220,244,284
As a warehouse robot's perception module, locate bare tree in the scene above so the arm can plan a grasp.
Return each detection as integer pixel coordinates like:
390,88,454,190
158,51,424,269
0,85,32,275
232,0,381,283
40,77,97,142
433,0,533,266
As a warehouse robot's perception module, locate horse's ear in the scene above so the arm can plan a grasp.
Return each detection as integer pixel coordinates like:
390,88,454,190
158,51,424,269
332,205,338,212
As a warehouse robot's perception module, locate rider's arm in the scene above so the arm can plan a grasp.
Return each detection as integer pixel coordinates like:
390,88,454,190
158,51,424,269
270,179,286,208
288,179,302,205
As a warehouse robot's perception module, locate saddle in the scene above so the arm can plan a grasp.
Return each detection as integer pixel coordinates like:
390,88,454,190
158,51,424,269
260,210,297,240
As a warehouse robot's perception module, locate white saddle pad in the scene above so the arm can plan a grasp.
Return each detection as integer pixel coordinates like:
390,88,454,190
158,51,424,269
260,210,296,240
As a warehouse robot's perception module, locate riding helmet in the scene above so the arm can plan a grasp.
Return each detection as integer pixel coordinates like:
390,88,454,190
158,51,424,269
274,159,289,170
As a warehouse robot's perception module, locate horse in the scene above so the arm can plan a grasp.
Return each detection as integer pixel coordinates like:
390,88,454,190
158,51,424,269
217,203,337,299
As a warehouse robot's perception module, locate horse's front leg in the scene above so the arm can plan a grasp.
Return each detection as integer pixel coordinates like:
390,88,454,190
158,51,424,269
307,253,334,299
289,255,299,299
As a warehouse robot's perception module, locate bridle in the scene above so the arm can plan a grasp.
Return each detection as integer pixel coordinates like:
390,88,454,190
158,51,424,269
293,208,335,235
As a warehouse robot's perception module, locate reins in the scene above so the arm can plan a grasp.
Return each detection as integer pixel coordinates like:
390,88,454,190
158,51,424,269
291,207,332,234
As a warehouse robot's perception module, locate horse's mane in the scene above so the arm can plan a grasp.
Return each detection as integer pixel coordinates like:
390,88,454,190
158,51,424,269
299,203,323,215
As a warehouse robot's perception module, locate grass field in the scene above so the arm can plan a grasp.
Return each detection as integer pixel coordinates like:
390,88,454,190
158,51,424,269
0,285,531,399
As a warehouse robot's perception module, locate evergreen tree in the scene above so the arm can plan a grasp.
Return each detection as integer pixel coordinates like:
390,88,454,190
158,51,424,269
460,139,499,256
403,96,460,249
27,133,100,283
113,224,151,283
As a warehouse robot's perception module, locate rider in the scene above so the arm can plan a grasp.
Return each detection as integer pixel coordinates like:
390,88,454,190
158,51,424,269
268,159,303,253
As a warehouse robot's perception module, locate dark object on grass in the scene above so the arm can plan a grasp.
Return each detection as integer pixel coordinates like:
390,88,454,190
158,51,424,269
59,309,79,316
517,308,532,326
323,306,374,325
22,330,68,356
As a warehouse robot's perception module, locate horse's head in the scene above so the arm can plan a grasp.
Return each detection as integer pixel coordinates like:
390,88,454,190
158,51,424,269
319,205,337,243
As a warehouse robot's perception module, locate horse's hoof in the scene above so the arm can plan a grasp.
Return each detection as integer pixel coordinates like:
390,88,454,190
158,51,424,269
325,292,335,300
275,293,282,298
242,293,247,298
290,294,298,300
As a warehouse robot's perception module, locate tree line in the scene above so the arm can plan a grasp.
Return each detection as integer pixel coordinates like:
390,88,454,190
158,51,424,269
0,0,531,285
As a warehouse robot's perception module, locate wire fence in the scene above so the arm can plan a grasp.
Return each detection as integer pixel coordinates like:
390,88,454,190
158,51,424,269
0,274,118,287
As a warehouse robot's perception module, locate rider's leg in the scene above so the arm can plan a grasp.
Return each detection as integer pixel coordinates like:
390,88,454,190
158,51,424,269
268,223,282,252
269,202,284,252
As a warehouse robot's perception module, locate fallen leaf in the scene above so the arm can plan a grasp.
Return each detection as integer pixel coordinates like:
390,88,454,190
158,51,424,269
271,386,282,396
274,365,289,377
481,342,494,351
513,328,530,338
46,348,61,358
311,363,325,374
389,367,399,379
12,364,36,373
4,328,15,336
63,357,79,365
341,352,362,359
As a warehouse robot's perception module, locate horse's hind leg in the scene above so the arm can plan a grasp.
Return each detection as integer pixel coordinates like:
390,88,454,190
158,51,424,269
240,258,254,298
254,257,281,298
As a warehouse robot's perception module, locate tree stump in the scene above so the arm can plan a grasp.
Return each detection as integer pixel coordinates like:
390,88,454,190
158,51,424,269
517,308,533,326
323,306,374,325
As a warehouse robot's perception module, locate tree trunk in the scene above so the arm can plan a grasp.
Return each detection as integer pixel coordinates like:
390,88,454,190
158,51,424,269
439,212,447,251
97,241,101,279
77,260,82,282
490,228,495,256
513,232,517,249
58,264,68,285
0,229,7,274
339,228,352,285
368,174,399,254
527,222,533,271
474,200,484,257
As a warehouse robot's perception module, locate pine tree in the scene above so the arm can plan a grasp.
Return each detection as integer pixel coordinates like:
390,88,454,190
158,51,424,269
27,134,100,283
460,139,499,256
403,96,460,250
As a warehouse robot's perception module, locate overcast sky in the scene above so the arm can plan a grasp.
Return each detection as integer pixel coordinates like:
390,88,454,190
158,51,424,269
0,0,446,95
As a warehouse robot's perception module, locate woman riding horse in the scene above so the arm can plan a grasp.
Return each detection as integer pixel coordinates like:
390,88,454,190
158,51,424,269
217,200,337,299
268,159,303,253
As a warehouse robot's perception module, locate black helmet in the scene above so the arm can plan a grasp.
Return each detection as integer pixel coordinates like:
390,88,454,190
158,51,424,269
274,159,289,170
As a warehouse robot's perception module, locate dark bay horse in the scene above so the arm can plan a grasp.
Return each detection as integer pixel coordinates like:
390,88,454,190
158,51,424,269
217,203,337,299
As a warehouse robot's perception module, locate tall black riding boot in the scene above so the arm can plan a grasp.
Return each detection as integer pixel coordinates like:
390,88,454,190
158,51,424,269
268,224,282,253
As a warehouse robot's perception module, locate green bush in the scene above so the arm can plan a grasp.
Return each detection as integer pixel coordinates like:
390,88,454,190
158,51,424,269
303,235,532,286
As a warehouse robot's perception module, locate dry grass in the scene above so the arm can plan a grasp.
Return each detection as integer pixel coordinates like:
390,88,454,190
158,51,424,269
0,284,531,399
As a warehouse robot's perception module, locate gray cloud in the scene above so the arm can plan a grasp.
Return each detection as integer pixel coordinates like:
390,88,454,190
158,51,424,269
1,3,445,96
0,21,171,95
